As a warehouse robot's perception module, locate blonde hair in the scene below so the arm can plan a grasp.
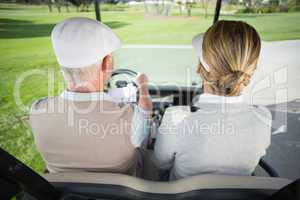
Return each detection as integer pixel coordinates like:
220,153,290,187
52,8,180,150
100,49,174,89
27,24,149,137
198,20,261,96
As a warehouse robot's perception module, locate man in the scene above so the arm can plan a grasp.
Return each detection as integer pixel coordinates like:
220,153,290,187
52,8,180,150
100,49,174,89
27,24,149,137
30,17,152,175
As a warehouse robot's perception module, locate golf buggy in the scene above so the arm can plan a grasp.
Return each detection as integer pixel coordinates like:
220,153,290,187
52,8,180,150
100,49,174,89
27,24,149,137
1,0,300,199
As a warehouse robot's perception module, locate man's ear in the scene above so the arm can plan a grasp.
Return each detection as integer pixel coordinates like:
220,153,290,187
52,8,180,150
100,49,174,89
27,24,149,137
101,55,113,73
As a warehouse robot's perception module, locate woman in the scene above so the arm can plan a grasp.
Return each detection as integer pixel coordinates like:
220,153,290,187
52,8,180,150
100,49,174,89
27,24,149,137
154,20,272,180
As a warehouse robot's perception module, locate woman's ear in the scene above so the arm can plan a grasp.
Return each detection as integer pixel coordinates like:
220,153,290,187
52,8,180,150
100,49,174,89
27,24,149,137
197,63,211,82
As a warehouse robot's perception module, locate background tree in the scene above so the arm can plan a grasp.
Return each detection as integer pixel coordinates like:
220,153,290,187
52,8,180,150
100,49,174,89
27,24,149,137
201,0,210,18
288,0,300,10
47,0,53,11
186,0,193,16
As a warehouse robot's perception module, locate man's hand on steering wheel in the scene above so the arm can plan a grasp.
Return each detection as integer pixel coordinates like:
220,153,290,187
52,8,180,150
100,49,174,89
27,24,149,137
135,73,149,88
135,73,153,112
108,68,152,111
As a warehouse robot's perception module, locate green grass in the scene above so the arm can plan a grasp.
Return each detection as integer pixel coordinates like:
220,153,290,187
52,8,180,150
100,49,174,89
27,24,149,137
0,3,300,173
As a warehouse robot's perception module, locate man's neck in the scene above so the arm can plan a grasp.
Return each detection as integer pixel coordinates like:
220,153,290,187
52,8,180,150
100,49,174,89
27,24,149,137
67,84,104,93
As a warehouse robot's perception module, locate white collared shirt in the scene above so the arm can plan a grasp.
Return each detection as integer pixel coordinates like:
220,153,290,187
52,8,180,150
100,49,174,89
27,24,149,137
60,90,150,148
154,93,272,180
194,93,244,105
60,90,116,102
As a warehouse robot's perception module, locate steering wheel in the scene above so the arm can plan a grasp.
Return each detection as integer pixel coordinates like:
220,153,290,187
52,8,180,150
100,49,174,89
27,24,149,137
108,68,138,88
107,68,139,103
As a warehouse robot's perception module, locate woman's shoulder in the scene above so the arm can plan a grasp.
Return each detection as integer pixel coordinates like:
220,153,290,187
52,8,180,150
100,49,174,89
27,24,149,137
250,104,272,119
164,106,191,119
160,106,191,127
250,105,273,128
165,106,191,113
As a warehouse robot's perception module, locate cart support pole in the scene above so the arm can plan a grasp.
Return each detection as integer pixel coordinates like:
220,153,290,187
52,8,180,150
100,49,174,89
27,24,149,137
95,0,101,22
213,0,222,24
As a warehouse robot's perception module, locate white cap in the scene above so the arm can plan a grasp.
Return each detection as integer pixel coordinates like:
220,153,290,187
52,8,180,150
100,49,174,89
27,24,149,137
51,17,122,68
192,33,210,71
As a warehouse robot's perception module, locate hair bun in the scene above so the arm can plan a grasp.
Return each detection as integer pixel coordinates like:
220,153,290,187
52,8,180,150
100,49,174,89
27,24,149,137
217,70,250,96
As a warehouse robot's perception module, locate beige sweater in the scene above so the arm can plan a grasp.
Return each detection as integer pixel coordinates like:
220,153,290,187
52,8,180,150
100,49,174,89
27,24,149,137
30,95,137,174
